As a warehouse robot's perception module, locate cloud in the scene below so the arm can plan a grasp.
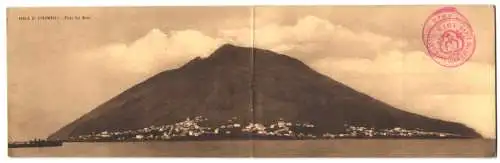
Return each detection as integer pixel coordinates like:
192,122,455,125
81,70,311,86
83,28,225,74
246,15,495,138
9,13,495,139
310,50,495,137
58,15,494,138
8,28,231,140
251,16,409,64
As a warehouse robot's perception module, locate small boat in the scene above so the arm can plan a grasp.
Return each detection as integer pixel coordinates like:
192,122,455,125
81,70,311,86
8,139,63,148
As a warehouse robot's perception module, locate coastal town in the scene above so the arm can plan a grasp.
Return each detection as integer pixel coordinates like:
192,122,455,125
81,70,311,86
67,116,466,142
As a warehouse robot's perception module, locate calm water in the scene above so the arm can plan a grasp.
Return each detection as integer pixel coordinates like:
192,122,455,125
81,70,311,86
9,139,496,157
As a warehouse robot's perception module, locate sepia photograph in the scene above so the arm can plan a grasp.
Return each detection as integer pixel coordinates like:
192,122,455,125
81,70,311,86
6,5,497,157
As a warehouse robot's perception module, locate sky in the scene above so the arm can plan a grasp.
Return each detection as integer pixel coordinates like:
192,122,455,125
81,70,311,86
7,6,496,140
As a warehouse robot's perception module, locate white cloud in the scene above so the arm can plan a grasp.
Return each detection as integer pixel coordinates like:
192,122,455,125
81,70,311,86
309,49,495,138
8,28,231,139
12,15,493,139
116,15,492,138
86,28,225,74
247,15,495,138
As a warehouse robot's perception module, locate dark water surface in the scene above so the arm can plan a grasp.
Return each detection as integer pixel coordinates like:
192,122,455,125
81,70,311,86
9,139,496,157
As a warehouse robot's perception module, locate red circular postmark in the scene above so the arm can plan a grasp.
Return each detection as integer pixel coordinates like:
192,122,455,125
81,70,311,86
422,7,475,67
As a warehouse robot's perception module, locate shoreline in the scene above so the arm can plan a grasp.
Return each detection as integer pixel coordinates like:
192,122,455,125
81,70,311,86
62,137,493,143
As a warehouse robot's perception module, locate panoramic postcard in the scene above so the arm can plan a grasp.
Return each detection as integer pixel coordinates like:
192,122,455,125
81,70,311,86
7,6,496,157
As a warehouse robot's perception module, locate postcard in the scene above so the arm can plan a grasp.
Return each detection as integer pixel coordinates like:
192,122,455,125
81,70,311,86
7,6,496,157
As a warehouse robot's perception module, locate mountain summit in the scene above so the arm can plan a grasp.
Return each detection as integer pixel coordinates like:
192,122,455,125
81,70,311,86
48,44,481,140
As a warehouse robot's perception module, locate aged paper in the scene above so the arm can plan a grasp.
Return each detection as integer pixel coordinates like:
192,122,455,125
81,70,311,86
7,6,496,157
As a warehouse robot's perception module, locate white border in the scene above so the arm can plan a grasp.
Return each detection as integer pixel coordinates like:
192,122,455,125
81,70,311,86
1,0,499,163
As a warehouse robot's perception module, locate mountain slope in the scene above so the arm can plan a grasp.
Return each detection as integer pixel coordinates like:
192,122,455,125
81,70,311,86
252,48,480,136
48,44,481,140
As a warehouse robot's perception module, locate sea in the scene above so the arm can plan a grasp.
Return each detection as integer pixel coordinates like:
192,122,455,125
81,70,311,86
8,139,496,157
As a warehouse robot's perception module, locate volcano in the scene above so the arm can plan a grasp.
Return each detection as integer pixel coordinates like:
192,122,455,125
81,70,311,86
48,44,481,140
